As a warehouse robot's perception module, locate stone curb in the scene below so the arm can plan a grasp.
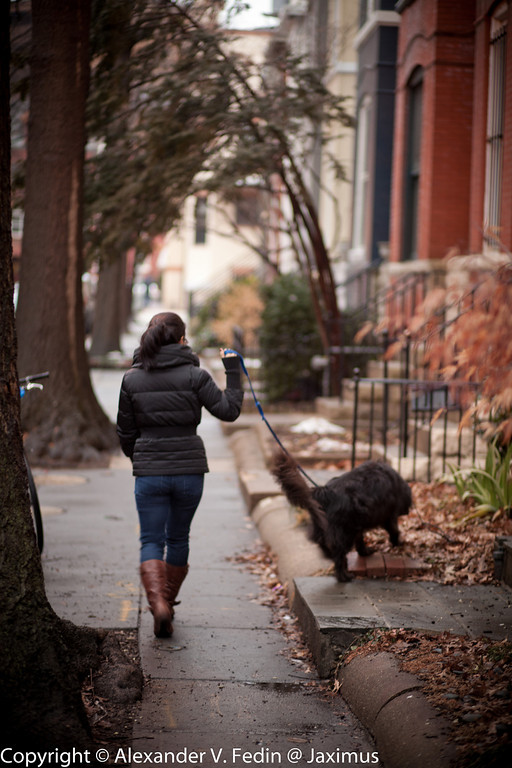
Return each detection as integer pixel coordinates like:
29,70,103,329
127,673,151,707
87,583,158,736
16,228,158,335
251,495,331,602
338,653,457,768
228,424,460,768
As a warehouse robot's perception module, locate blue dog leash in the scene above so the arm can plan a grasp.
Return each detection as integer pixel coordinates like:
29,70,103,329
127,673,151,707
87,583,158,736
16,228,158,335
224,349,319,487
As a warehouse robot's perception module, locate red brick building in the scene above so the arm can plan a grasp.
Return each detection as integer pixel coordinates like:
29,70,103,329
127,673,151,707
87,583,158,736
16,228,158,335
389,0,512,264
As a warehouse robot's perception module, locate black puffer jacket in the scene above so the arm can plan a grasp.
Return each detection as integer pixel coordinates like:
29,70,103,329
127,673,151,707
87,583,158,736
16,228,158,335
116,344,243,476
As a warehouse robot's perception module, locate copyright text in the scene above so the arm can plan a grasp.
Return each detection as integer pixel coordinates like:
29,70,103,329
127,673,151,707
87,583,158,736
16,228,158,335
0,747,380,766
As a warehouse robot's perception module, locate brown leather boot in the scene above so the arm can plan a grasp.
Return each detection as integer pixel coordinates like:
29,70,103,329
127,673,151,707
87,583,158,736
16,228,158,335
165,563,189,617
140,559,173,638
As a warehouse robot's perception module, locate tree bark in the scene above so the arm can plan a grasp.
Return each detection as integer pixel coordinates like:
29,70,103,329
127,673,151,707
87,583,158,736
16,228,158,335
89,252,126,358
16,0,116,465
1,2,101,748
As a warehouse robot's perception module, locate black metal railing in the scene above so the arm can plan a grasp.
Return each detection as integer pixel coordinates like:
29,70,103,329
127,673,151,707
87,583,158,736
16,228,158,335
340,267,445,335
334,266,446,385
350,370,481,482
337,258,383,315
335,261,511,481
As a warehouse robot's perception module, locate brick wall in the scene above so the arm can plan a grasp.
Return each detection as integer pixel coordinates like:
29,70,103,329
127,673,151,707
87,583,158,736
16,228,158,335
390,0,476,262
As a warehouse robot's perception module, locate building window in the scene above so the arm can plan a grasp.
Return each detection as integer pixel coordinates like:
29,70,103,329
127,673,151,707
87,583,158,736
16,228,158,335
352,96,371,257
403,67,423,261
235,187,264,227
484,2,508,245
194,196,207,245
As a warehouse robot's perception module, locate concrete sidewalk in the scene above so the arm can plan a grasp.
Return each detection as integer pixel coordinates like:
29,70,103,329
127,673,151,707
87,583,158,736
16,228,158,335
38,407,382,768
37,460,139,629
131,414,381,765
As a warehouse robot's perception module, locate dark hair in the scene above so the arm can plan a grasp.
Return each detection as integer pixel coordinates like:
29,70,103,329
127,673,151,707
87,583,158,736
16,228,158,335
139,312,186,370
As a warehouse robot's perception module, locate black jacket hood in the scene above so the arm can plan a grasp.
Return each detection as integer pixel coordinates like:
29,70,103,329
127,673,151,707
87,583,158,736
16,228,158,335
132,343,200,370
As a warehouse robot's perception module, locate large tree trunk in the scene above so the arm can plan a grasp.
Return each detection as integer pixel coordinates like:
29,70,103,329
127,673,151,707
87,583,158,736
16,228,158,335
279,161,343,396
89,251,126,358
16,0,116,466
1,3,101,748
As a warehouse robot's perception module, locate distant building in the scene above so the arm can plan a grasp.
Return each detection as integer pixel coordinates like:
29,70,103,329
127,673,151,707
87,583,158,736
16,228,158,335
269,0,358,286
158,27,274,316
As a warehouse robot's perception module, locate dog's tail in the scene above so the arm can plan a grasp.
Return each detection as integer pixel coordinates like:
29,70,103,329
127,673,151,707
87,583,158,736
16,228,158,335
270,450,329,537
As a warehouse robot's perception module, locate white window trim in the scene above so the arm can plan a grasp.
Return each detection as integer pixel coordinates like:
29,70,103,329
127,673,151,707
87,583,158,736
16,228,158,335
483,1,508,250
351,96,372,255
354,10,400,51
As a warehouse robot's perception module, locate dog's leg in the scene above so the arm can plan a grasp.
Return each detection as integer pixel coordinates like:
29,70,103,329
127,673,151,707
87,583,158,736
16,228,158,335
355,533,374,557
384,518,400,547
333,551,352,582
308,523,334,558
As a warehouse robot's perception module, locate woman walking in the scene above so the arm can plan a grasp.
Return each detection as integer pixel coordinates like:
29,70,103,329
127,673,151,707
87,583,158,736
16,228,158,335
117,312,243,637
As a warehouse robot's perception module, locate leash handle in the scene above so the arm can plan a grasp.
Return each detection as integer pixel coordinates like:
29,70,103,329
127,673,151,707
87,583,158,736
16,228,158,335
223,349,319,487
223,349,264,418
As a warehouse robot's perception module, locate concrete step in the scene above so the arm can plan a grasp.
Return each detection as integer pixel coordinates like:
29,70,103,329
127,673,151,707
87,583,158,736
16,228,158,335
366,359,403,379
412,421,488,460
292,577,512,678
237,468,281,512
342,378,404,404
385,445,486,483
315,396,401,422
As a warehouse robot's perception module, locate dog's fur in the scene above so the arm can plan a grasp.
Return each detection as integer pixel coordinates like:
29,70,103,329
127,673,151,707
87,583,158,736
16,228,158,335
271,451,412,582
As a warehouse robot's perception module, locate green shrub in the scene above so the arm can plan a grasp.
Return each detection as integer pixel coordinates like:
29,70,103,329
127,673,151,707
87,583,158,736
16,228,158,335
446,440,512,525
259,273,323,402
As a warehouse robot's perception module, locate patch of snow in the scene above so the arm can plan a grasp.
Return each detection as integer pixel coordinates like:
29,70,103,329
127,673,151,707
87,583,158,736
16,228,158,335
290,417,346,435
314,438,351,453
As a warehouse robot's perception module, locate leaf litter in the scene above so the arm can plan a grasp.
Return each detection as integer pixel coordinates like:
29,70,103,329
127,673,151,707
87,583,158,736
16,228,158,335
232,475,512,768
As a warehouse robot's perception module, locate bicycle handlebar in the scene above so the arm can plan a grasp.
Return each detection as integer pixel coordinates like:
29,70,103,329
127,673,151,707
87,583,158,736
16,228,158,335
19,372,50,385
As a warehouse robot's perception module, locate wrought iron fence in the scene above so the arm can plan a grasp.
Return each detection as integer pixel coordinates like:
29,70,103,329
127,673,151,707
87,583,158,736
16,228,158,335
334,266,446,385
350,370,482,482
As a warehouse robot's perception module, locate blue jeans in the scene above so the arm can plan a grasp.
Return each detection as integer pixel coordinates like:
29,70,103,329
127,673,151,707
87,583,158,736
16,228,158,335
135,474,204,565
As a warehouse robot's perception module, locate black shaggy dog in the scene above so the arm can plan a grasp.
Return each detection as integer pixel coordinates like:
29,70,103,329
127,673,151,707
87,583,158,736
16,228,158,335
271,451,412,582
